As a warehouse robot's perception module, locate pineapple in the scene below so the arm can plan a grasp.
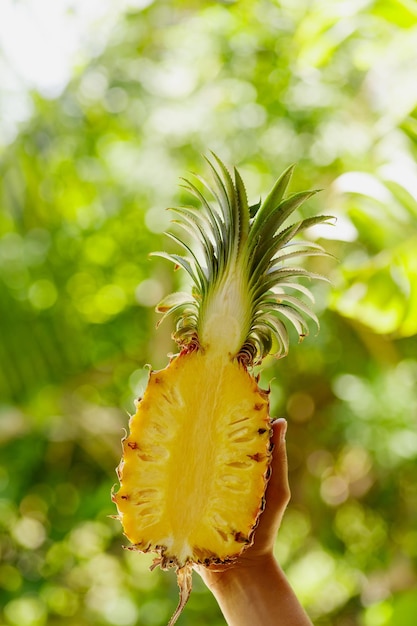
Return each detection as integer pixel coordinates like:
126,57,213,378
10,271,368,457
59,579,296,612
113,155,331,625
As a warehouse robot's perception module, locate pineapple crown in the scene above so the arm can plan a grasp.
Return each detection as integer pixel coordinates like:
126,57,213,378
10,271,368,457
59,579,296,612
153,153,333,366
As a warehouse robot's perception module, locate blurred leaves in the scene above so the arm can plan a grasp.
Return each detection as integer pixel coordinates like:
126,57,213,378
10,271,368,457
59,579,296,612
0,0,417,625
330,170,417,336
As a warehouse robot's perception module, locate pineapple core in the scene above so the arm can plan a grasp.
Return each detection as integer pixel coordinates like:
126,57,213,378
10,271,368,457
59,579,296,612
114,349,271,567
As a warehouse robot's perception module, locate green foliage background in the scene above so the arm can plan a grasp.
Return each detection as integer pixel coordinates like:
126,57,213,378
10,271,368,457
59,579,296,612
1,1,417,625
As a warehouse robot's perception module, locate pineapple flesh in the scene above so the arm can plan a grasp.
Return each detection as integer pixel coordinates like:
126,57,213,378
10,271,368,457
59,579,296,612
117,351,270,565
113,155,332,625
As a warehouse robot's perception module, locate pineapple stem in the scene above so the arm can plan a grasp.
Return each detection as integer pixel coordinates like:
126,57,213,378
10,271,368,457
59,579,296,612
168,564,193,626
198,261,251,357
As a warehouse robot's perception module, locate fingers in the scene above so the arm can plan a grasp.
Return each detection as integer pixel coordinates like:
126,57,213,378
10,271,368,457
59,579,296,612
249,419,290,554
268,418,291,512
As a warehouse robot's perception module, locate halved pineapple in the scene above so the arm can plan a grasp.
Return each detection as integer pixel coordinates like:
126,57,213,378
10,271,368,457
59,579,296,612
117,351,270,563
113,155,332,625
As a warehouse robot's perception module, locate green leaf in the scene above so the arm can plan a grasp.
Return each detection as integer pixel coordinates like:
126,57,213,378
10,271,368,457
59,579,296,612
250,164,296,242
156,291,196,313
234,166,250,253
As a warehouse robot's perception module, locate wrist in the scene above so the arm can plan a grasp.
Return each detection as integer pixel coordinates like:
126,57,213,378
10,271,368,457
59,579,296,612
203,552,278,591
199,554,313,626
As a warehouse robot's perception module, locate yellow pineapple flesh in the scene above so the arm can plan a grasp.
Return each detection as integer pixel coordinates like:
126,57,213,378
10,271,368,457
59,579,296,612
114,349,271,567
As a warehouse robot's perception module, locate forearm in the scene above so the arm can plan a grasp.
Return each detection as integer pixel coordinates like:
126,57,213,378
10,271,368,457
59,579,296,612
204,555,313,626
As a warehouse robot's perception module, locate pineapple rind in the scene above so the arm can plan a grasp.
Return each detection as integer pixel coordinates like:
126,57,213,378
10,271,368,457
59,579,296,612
113,349,272,568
